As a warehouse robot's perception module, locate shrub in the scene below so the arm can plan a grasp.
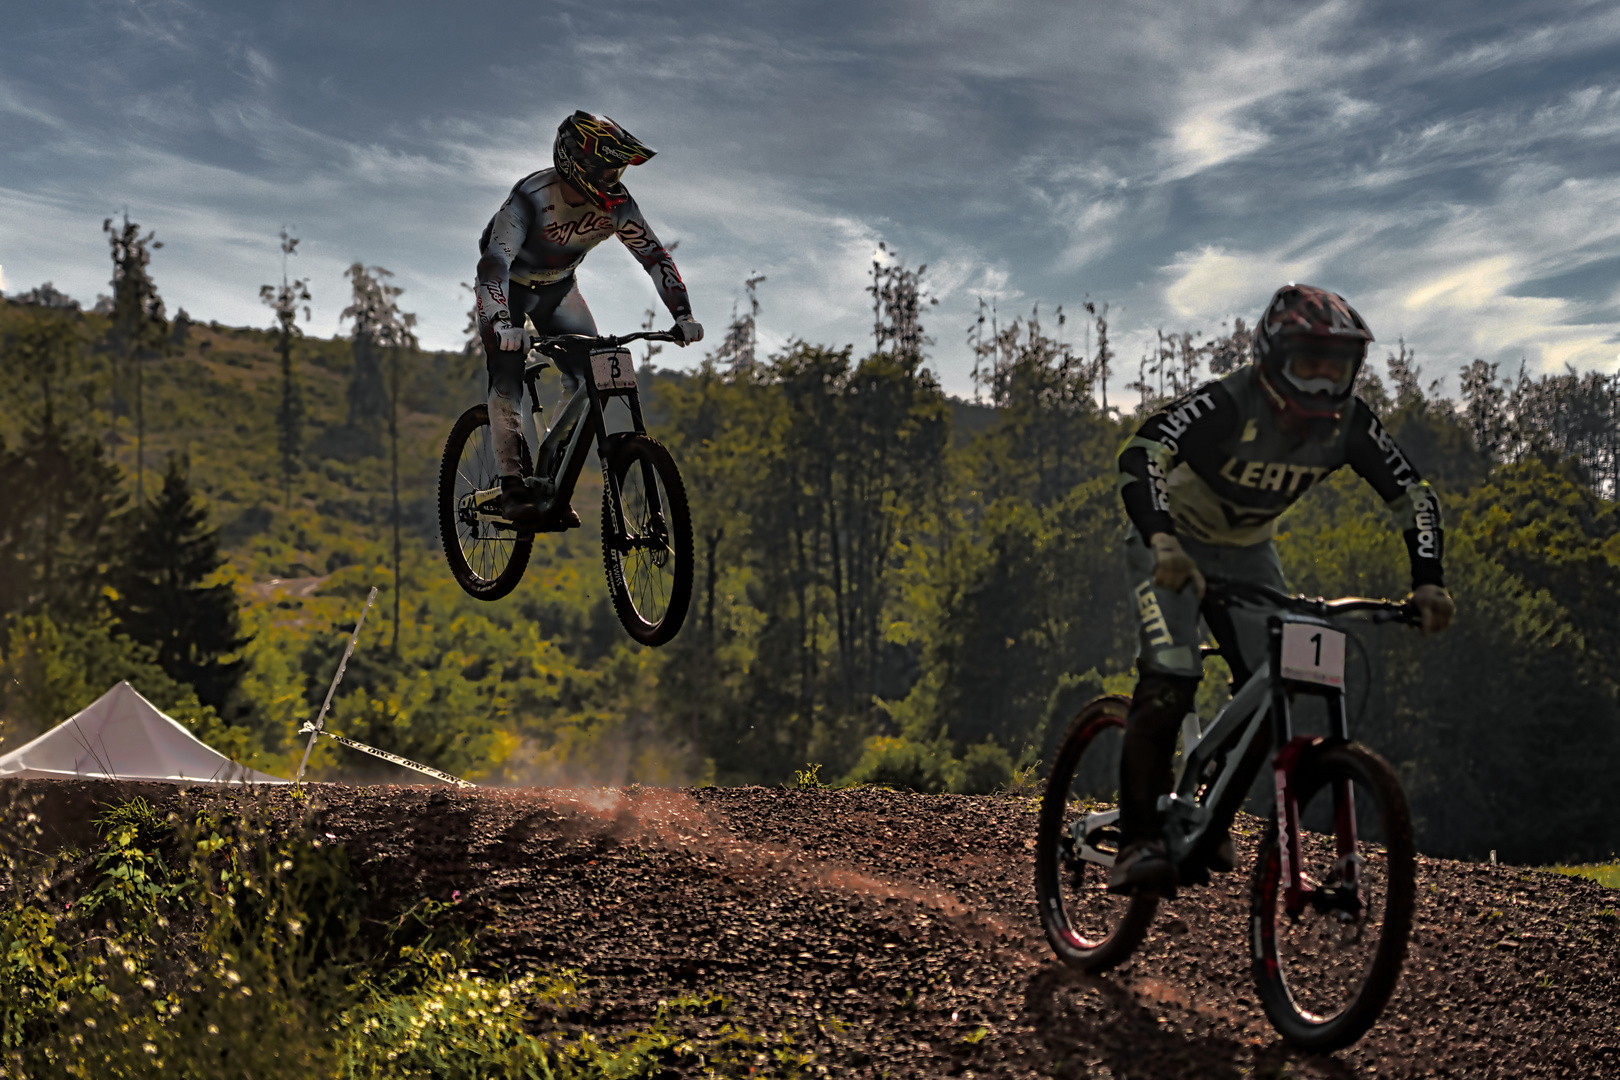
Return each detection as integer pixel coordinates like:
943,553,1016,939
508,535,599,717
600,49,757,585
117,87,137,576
956,740,1014,795
842,735,953,793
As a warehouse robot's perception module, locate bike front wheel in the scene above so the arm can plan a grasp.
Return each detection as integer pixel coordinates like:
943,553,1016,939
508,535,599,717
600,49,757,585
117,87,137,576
1035,694,1159,971
601,435,692,646
1250,740,1416,1051
439,404,533,602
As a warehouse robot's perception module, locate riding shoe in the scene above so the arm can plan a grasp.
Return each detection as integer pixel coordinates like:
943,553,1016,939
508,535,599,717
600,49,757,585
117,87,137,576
499,476,544,525
1210,830,1237,873
1108,839,1177,898
541,506,582,531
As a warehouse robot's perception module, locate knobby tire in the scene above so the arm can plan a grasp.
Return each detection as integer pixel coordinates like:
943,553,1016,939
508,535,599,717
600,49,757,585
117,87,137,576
439,404,533,602
1035,694,1159,971
601,435,692,646
1249,740,1415,1051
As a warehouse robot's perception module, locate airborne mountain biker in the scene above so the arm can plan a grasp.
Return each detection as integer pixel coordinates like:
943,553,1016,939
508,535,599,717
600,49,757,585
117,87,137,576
1110,284,1455,896
474,110,703,526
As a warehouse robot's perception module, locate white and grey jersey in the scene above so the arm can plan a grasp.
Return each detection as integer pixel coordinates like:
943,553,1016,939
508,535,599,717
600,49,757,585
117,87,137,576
474,167,690,328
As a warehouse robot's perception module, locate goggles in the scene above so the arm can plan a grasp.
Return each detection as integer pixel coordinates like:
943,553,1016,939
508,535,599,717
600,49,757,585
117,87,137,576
1281,342,1361,398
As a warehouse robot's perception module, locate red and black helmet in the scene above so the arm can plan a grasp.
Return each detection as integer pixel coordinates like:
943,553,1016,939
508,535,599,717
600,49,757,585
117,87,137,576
553,110,655,211
1252,284,1374,420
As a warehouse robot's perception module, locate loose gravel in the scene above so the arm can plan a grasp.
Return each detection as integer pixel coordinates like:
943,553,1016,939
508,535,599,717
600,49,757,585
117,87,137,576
13,780,1620,1077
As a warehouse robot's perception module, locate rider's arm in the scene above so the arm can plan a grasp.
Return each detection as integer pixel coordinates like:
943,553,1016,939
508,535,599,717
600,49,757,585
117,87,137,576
613,201,693,320
1343,399,1445,589
1117,384,1237,543
475,187,531,332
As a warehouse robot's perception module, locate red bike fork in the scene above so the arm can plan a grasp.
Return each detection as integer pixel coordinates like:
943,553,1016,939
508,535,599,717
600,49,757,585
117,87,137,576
1334,777,1360,888
1272,735,1317,917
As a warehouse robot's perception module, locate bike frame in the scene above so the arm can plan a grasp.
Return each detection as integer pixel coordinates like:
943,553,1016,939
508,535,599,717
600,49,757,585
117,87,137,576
1078,587,1409,918
466,331,672,549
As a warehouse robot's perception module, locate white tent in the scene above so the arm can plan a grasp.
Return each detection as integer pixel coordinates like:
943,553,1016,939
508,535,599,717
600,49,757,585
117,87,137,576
0,682,286,784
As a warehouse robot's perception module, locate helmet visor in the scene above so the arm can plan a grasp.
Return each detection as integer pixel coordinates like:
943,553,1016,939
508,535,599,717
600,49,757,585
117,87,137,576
1282,340,1362,398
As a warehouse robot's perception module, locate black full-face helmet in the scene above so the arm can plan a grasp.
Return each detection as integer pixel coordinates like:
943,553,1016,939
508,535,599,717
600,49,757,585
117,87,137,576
553,110,655,211
1252,283,1374,421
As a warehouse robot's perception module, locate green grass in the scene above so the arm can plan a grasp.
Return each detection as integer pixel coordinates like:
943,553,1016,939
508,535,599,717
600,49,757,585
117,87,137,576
1548,860,1620,888
2,796,814,1079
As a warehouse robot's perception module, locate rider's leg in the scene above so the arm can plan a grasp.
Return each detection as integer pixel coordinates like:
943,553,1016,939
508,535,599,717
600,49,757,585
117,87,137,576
1113,529,1206,894
543,280,598,394
483,282,546,477
1166,536,1291,874
516,278,597,529
1191,536,1288,683
482,277,594,477
525,277,598,463
482,283,548,522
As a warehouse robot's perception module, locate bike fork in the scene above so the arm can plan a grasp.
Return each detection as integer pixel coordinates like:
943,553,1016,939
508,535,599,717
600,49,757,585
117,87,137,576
1267,616,1311,917
1327,692,1361,893
1272,736,1314,917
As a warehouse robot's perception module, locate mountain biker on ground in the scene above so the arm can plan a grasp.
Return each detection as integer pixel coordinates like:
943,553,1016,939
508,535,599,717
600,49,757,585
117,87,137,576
1110,283,1455,896
474,110,703,526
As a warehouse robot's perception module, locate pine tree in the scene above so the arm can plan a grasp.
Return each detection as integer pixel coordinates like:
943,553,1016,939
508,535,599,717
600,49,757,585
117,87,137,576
259,229,311,508
110,456,248,710
0,307,125,619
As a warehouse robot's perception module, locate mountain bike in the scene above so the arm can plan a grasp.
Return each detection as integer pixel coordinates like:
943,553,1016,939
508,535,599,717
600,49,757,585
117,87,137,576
438,329,693,646
1034,578,1418,1051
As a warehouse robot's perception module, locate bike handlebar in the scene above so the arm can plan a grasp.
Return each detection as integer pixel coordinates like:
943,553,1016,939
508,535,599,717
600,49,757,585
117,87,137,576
1203,576,1420,627
527,329,682,351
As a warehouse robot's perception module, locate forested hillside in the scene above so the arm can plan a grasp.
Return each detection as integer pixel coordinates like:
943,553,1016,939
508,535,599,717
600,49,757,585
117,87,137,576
3,242,1619,865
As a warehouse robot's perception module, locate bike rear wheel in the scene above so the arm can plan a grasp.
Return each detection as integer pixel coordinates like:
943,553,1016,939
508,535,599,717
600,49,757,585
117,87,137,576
1250,741,1415,1050
1035,695,1159,971
601,435,692,646
439,404,533,601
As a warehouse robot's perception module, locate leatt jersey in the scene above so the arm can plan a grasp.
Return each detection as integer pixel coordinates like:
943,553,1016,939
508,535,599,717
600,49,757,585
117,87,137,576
1118,365,1444,588
475,167,691,323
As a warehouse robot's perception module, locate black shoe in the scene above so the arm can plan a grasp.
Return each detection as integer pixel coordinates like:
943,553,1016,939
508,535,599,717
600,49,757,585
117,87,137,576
1108,840,1177,898
533,505,582,532
1209,830,1237,873
499,476,543,525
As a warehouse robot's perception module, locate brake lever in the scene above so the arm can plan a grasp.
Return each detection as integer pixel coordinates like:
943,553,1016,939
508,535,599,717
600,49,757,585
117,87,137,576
1370,604,1421,627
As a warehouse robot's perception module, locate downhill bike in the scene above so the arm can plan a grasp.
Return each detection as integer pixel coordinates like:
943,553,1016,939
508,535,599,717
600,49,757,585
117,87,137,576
438,329,693,646
1034,577,1419,1051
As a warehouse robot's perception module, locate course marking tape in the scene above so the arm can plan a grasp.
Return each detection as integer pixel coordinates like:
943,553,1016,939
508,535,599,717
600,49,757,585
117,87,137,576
313,729,476,789
295,586,377,787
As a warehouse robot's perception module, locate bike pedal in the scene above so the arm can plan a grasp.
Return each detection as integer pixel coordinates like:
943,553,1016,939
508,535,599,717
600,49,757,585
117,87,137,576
530,507,582,533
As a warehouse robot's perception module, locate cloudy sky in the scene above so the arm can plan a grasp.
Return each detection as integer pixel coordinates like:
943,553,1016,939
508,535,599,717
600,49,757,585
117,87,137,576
4,0,1620,399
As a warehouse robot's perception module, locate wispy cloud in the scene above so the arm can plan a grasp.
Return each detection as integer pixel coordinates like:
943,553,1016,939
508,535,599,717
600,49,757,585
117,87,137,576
5,0,1620,400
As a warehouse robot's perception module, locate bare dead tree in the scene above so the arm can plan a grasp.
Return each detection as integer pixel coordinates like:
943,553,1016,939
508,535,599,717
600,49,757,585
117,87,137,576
103,214,167,503
259,229,312,509
342,265,417,652
869,243,937,369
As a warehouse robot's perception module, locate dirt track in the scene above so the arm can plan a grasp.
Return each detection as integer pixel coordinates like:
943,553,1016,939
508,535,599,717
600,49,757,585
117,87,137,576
18,780,1620,1077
